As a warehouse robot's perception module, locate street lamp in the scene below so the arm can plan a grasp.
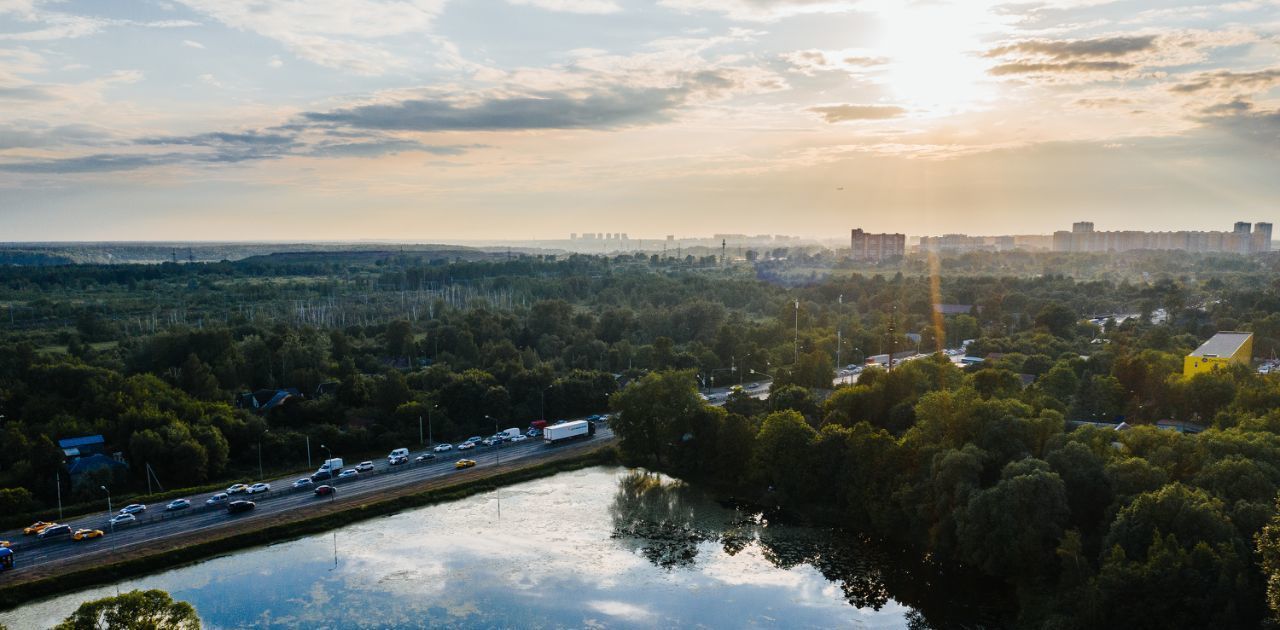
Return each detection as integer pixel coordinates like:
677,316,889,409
257,429,269,480
101,485,115,541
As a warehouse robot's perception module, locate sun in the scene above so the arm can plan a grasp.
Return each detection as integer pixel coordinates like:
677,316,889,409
871,2,1001,114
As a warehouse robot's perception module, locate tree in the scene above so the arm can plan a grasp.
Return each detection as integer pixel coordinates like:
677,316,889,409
957,459,1069,578
55,589,200,630
752,410,818,503
1035,302,1078,338
610,370,702,465
385,319,414,363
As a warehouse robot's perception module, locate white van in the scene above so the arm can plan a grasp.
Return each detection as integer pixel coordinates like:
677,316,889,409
388,448,409,462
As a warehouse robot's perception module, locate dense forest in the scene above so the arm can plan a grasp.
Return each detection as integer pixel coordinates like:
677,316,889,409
6,249,1280,626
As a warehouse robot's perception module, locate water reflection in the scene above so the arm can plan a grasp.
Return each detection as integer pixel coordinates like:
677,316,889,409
607,470,1004,629
2,467,917,630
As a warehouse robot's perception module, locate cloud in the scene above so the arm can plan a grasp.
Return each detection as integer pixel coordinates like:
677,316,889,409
985,36,1157,61
1170,68,1280,93
507,0,622,13
306,139,481,157
0,122,110,149
809,104,906,122
780,49,887,76
657,0,852,21
136,131,297,147
173,0,447,75
990,61,1135,75
182,39,205,49
303,87,692,131
0,84,56,100
0,4,199,42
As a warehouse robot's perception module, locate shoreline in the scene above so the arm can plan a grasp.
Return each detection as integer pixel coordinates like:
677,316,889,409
0,445,618,611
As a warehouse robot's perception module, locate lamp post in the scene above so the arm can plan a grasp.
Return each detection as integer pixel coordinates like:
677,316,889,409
101,485,114,540
257,431,268,480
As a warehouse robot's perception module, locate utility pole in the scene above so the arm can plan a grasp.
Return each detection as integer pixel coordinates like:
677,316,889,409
794,299,800,364
306,435,312,469
888,306,897,372
419,416,424,446
56,473,63,520
428,405,436,445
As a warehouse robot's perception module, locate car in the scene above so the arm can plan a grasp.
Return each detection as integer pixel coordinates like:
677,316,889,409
292,478,313,489
108,513,136,526
746,383,760,389
38,524,72,539
587,414,602,421
355,461,375,472
120,504,147,515
247,483,271,494
510,434,528,442
455,459,477,470
72,528,104,541
227,500,256,514
481,438,499,447
206,493,230,506
337,469,358,480
433,443,453,452
23,521,56,536
415,453,436,463
227,483,249,494
457,442,476,451
314,484,336,497
389,455,408,466
311,469,334,482
165,499,191,511
465,436,483,444
526,429,540,438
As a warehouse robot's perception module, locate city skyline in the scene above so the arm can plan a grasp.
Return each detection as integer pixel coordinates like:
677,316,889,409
2,1,1279,241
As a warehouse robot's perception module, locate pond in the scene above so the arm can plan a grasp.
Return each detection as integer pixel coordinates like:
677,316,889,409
1,467,941,629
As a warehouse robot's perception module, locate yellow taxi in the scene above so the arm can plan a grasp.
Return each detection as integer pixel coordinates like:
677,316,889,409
454,459,477,470
73,528,105,541
23,521,56,536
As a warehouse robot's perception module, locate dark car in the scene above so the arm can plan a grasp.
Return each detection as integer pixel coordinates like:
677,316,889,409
37,524,72,540
314,485,336,497
227,500,256,514
311,469,333,482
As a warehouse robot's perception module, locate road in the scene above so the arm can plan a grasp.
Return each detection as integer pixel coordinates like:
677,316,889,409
0,426,614,576
0,359,957,578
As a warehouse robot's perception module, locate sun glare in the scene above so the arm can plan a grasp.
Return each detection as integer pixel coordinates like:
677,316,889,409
873,2,999,114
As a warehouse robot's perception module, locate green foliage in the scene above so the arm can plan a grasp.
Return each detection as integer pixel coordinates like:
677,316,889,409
55,589,200,630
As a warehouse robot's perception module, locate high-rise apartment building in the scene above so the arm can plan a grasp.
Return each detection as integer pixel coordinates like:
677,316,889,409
1053,222,1273,254
850,228,905,261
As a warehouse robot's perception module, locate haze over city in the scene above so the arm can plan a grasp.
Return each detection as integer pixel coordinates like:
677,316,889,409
2,0,1278,241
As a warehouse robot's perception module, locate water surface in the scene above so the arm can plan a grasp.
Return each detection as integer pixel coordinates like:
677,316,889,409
1,467,914,629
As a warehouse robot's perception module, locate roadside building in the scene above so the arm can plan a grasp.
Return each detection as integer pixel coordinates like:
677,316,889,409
1183,331,1253,376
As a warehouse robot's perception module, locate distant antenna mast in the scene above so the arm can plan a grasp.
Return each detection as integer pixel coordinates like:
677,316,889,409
721,239,726,266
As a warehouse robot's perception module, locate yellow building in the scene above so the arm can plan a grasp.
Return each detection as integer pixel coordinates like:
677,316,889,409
1184,331,1253,376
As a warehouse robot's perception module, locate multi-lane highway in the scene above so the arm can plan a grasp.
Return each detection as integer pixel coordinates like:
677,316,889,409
1,426,614,576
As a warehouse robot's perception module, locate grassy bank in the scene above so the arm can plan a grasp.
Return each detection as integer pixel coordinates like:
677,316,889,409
0,446,618,611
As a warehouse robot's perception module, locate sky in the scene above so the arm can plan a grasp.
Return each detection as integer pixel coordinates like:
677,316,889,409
0,0,1278,242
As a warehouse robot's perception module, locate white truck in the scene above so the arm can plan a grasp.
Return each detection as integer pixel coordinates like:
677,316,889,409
543,420,591,445
500,427,521,440
317,458,343,474
388,448,409,462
